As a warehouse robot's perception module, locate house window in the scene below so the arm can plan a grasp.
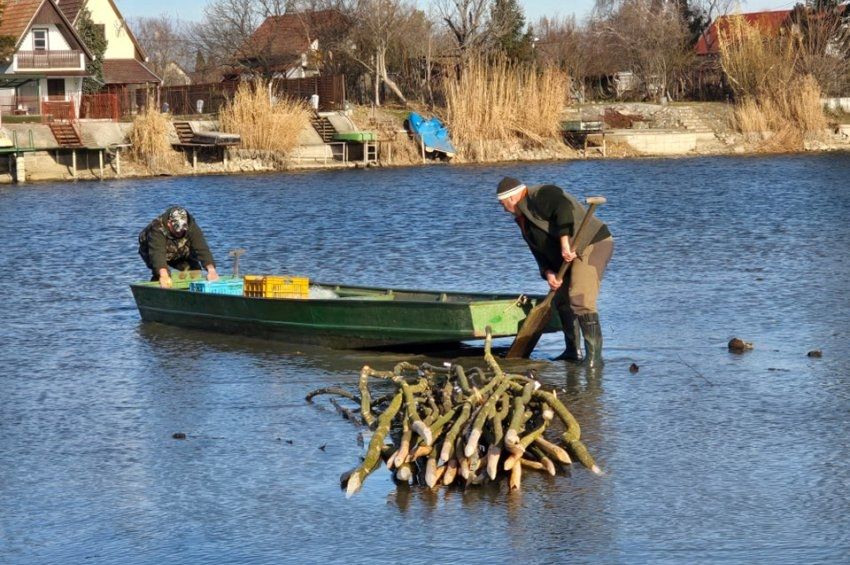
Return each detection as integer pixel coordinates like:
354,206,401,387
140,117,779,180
33,29,48,51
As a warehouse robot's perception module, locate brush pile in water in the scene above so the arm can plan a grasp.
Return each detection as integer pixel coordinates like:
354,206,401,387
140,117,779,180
306,332,601,497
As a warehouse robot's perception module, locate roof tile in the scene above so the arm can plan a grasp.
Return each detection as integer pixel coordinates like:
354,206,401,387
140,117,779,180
695,10,792,56
102,58,161,84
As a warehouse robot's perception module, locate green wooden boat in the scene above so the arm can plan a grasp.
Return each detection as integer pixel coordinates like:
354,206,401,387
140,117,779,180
129,279,561,349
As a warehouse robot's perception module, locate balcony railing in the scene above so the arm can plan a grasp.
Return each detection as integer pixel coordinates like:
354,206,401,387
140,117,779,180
14,50,84,70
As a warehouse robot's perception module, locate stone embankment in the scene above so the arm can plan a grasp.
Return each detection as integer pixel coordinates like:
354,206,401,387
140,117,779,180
2,102,848,184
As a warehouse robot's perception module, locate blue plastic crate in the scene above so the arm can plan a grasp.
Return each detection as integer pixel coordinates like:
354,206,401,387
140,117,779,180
188,278,244,296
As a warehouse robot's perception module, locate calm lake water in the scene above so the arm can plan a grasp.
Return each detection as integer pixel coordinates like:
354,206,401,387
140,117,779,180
1,154,849,563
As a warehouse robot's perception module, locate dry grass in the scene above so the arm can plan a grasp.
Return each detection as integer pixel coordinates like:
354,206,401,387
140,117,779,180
219,80,311,154
719,14,826,151
443,56,568,161
128,100,183,173
790,74,827,133
379,134,423,165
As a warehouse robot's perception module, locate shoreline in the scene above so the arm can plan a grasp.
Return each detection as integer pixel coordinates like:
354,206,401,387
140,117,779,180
3,101,849,185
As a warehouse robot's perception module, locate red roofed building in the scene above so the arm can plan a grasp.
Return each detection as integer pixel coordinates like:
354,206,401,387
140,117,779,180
695,10,793,56
233,10,348,79
53,0,161,111
0,0,94,116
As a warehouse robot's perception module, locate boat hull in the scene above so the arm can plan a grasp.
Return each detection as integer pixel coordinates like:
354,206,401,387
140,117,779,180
130,282,561,349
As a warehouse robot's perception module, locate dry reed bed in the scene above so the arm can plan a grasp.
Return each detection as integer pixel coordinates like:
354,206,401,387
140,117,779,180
719,14,826,151
219,80,311,155
128,101,184,174
443,56,569,161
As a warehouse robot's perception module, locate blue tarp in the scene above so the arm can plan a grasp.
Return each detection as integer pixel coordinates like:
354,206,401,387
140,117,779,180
407,112,457,157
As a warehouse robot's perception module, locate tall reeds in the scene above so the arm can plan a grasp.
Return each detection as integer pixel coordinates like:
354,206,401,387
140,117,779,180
443,56,568,160
719,14,826,150
128,100,183,173
219,80,311,154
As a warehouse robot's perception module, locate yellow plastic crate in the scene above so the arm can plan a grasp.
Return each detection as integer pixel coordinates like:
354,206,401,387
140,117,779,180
243,275,309,299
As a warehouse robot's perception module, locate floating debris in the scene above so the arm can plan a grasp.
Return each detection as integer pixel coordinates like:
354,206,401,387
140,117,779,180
307,330,600,497
629,363,640,374
807,350,823,358
172,432,187,440
728,338,754,353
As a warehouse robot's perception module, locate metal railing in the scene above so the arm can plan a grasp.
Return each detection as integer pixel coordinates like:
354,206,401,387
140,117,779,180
15,50,83,70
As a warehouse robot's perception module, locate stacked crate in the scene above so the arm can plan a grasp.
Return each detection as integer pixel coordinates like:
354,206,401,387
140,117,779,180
243,275,309,299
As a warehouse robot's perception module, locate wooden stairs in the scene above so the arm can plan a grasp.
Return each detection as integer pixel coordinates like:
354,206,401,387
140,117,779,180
173,121,195,144
49,122,83,148
310,112,336,143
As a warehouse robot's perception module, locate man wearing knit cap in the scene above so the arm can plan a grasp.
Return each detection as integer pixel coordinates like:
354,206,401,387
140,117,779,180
497,177,614,366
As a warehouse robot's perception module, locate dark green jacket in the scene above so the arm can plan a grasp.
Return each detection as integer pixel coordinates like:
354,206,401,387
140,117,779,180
138,210,214,272
515,184,611,279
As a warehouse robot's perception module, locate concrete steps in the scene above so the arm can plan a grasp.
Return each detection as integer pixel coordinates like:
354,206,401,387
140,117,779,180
173,121,194,144
676,107,714,133
49,122,83,148
310,112,337,143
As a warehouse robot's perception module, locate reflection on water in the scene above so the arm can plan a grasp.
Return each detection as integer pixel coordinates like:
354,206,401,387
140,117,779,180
1,154,849,562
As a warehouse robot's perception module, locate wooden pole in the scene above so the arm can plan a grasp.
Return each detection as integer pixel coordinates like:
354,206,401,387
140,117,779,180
98,150,104,179
72,150,77,180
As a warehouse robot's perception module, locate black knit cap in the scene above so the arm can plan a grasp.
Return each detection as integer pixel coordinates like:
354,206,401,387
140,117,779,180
496,176,526,200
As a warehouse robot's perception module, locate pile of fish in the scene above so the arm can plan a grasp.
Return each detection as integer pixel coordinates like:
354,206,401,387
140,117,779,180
307,332,601,497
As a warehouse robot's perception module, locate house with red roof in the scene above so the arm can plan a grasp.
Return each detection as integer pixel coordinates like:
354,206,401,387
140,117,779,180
0,0,94,116
695,10,793,56
53,0,160,112
232,10,347,79
0,0,160,118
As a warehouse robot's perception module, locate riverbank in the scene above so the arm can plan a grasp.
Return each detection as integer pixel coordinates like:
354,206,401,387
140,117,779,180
3,101,850,184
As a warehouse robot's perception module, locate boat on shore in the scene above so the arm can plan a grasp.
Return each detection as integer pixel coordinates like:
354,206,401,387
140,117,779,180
405,112,457,159
129,278,560,349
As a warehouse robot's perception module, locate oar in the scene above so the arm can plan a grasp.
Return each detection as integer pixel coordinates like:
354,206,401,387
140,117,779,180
505,196,606,359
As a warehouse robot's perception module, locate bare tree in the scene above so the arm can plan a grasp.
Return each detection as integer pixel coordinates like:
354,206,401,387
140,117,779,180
594,0,694,101
535,16,594,100
791,1,850,95
190,0,287,78
131,16,194,85
435,0,492,58
344,0,429,105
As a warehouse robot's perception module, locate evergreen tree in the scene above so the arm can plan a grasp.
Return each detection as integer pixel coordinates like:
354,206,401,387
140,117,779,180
0,4,17,60
489,0,533,60
675,0,710,46
76,9,108,94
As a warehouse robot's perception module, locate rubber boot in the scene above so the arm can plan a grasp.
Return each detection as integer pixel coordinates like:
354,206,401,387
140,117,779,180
578,313,604,368
553,307,583,362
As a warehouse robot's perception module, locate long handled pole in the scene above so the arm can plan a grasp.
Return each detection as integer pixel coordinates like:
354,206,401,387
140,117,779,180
505,196,606,359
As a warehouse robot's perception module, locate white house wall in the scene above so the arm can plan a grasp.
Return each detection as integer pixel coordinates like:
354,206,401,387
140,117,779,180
41,77,83,99
21,24,74,52
85,0,136,59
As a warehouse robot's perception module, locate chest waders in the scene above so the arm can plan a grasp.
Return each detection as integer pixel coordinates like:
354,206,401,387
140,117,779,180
518,186,596,364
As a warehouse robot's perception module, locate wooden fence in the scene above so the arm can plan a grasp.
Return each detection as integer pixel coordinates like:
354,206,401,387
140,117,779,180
159,75,346,115
80,93,120,121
